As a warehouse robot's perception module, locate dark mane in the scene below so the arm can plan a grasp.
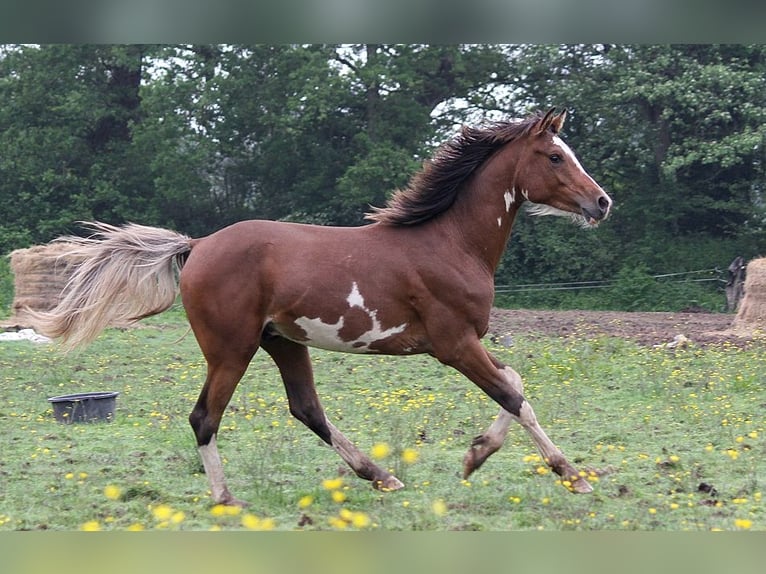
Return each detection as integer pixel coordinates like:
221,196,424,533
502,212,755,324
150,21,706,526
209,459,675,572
365,112,544,226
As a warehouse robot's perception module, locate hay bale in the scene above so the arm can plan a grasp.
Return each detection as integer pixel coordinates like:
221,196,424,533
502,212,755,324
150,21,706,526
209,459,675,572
8,242,84,326
732,257,766,331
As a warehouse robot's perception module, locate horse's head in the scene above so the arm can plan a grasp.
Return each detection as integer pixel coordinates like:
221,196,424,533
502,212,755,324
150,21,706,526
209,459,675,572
511,108,612,227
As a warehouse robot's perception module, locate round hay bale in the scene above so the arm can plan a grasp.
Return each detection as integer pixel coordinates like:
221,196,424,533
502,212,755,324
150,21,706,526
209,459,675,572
732,257,766,331
8,242,84,326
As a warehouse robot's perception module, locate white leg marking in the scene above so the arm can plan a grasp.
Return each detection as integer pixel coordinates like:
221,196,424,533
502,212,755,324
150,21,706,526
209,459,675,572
198,435,232,503
326,418,404,490
499,367,566,468
482,408,513,450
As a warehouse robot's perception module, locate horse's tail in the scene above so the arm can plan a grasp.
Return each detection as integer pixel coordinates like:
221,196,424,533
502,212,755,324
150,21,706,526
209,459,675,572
28,221,193,350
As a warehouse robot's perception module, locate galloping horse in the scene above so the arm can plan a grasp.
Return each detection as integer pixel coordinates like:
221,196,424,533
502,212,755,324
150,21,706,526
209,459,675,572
31,109,612,506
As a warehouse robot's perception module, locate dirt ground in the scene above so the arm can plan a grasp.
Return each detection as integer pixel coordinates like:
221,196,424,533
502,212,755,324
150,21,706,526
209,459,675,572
488,308,754,347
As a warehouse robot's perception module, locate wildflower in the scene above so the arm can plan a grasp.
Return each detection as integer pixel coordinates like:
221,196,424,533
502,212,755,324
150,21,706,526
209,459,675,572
80,520,101,531
126,523,145,531
432,499,447,516
401,448,419,464
351,512,371,528
331,490,347,503
371,442,391,460
65,472,74,480
322,477,344,490
103,484,122,500
241,513,261,530
151,504,174,521
211,504,241,516
171,511,186,524
298,495,313,509
328,516,348,529
734,518,753,530
536,466,549,475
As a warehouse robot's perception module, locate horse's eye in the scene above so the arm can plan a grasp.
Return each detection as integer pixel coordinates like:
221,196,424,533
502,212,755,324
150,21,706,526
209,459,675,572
549,154,563,164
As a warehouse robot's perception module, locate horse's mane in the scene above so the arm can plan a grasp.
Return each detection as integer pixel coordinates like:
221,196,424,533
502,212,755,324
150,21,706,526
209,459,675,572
365,112,544,226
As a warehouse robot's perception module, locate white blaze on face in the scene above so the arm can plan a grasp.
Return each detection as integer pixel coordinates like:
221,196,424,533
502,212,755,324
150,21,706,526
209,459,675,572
293,282,407,353
552,135,589,177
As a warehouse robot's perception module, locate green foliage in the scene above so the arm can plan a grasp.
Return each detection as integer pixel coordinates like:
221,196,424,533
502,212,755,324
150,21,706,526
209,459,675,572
0,44,764,312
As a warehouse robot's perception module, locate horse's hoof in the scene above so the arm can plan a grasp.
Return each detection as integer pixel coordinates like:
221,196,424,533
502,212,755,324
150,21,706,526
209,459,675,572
217,495,250,508
373,476,405,492
569,478,593,494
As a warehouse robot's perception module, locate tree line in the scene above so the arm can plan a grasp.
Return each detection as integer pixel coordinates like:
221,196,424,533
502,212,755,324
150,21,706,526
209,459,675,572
1,44,764,310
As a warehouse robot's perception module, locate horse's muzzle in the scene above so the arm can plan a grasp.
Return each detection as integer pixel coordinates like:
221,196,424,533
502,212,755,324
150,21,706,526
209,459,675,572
582,193,612,224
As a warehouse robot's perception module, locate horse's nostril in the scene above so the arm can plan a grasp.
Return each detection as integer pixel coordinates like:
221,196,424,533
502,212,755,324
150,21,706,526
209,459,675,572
597,195,611,215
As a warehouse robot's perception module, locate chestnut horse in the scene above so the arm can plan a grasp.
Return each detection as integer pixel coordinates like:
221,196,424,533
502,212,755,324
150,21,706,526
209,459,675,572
32,108,611,506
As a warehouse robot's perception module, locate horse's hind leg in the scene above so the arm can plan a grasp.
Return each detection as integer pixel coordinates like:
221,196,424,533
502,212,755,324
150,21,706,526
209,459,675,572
261,335,404,491
189,347,258,507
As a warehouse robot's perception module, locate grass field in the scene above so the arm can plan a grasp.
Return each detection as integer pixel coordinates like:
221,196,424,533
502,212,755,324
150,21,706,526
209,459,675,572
1,307,764,531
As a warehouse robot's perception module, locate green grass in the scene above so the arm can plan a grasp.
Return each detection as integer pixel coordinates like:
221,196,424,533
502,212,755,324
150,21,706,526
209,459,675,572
1,309,764,531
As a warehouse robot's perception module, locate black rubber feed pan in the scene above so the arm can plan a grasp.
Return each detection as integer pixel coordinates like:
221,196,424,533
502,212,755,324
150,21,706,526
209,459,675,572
48,391,119,424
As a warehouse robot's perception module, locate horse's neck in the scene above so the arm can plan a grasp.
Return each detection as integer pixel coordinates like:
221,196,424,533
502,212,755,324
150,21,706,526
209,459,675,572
440,181,521,275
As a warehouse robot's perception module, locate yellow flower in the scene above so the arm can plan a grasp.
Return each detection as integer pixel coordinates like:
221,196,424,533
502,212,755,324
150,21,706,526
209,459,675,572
65,472,74,480
431,499,447,516
401,448,419,464
151,504,174,521
298,495,313,509
328,516,348,529
351,512,371,528
103,484,122,500
734,518,753,530
322,477,344,491
241,513,261,530
370,442,391,460
535,466,549,475
211,504,241,516
126,523,145,531
80,520,101,531
331,490,347,503
170,511,186,524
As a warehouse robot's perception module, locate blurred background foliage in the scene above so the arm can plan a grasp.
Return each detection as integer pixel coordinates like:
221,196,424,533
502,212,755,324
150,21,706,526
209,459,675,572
1,44,764,312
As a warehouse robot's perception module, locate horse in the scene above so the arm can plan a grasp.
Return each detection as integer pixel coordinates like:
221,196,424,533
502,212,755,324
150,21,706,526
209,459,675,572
30,108,612,507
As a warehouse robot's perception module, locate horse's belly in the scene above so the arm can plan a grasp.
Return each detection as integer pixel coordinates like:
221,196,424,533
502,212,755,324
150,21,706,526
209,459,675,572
268,316,424,355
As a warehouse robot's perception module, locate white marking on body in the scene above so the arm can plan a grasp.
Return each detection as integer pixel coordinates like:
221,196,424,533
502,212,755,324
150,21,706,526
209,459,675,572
497,217,502,228
504,189,514,212
293,282,407,353
346,282,365,308
521,188,529,201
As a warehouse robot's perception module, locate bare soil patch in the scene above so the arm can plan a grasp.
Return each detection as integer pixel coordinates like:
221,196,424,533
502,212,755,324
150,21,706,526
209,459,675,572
488,308,751,347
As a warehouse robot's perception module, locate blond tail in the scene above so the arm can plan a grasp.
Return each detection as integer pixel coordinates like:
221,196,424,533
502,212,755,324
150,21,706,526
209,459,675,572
27,222,193,350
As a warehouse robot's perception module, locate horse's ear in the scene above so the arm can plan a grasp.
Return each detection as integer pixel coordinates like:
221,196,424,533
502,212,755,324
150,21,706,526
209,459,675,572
535,107,557,135
550,109,567,134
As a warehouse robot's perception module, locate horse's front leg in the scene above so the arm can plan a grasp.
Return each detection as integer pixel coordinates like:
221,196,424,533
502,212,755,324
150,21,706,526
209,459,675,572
441,339,592,494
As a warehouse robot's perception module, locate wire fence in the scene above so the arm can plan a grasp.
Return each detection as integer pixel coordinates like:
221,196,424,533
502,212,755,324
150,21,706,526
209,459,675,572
494,268,726,294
